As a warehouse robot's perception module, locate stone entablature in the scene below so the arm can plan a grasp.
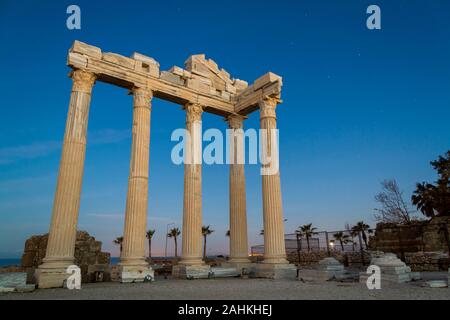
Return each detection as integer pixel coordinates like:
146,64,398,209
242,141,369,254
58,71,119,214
68,40,282,116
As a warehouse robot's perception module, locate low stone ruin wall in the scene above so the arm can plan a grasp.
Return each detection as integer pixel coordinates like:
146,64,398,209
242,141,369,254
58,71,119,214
404,252,450,272
370,216,450,255
287,250,370,267
21,231,111,283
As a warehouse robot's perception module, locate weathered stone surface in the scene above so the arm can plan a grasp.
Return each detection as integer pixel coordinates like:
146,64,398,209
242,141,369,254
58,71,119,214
221,262,255,274
287,250,370,267
253,72,282,91
119,268,154,283
210,267,240,278
405,251,449,272
362,252,412,284
160,71,185,86
252,263,297,280
15,284,36,293
425,280,448,288
172,264,212,279
70,40,102,59
22,231,110,285
298,257,346,282
0,287,15,293
103,52,136,69
0,273,26,288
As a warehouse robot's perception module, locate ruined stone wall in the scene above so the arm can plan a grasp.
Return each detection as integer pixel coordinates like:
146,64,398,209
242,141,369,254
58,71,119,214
369,222,425,254
286,250,370,267
405,252,450,272
21,231,111,283
370,217,450,254
422,217,450,252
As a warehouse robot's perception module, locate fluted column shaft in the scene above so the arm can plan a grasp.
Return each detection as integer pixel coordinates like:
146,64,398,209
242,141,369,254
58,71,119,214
227,115,251,263
180,103,204,265
259,97,288,264
42,69,96,268
120,87,152,267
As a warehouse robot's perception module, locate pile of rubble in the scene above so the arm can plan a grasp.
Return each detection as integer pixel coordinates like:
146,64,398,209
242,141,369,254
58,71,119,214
21,231,111,283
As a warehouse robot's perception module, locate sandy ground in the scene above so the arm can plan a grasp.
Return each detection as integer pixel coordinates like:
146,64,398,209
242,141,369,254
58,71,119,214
1,274,449,300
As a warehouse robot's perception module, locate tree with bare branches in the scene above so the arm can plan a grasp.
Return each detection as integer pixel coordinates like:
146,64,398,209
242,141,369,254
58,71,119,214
374,179,415,224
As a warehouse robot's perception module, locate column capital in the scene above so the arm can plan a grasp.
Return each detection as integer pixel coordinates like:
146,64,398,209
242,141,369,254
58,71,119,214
258,96,281,120
226,114,246,129
70,69,96,93
184,103,203,123
132,87,153,109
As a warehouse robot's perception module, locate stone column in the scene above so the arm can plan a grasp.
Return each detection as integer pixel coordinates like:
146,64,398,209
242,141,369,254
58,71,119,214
173,103,210,278
227,115,251,269
119,87,154,283
36,69,96,288
255,97,296,279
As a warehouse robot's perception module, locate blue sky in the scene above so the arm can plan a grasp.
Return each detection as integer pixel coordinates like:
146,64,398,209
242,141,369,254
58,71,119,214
0,0,449,258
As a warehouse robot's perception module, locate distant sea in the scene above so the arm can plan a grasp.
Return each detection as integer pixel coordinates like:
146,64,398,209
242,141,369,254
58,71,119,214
0,259,21,267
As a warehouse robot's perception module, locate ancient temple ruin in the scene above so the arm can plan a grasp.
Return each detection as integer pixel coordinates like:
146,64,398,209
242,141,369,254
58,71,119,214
35,41,295,288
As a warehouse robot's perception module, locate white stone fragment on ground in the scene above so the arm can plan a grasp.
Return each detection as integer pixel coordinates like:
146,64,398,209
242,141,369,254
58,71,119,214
210,267,240,278
425,280,448,288
120,269,154,283
0,287,15,293
15,284,36,293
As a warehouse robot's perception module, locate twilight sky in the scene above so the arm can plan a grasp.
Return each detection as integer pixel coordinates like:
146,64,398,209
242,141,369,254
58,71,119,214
0,0,449,258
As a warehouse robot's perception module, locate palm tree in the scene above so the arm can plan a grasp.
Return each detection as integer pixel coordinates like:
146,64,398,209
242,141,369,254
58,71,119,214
352,221,372,248
350,228,359,251
146,229,156,260
333,231,350,251
167,227,181,258
297,224,318,252
202,225,214,259
113,236,124,255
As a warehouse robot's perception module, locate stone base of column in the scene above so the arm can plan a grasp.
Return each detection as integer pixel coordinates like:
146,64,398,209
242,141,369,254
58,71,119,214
221,261,255,275
34,268,71,289
172,264,211,279
252,263,297,280
119,260,154,283
35,257,73,288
